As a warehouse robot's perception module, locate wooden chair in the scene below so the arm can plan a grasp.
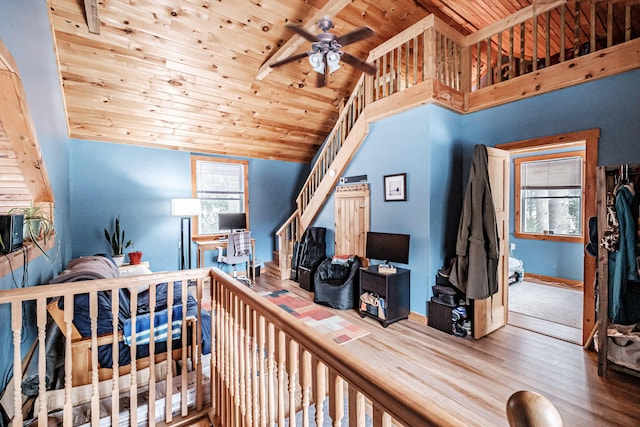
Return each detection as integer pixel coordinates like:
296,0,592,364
506,390,563,427
47,299,196,387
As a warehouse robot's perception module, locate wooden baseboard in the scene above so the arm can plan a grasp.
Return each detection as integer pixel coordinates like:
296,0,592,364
524,273,583,289
409,311,427,325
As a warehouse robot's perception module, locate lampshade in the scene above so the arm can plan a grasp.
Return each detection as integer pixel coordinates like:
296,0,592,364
308,52,325,74
171,198,202,217
326,51,341,73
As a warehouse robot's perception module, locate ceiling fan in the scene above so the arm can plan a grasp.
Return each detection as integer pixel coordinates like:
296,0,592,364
269,17,376,87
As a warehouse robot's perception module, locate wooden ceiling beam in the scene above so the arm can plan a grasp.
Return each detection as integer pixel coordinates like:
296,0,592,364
255,0,353,81
83,0,100,34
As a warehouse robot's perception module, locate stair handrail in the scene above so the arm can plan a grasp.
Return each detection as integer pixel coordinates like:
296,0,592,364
295,73,367,216
275,210,301,279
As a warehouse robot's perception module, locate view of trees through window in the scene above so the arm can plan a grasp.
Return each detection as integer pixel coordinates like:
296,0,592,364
192,157,248,235
516,152,584,239
522,188,582,236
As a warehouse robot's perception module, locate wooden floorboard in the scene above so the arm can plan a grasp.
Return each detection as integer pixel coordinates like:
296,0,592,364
251,265,640,426
507,311,583,344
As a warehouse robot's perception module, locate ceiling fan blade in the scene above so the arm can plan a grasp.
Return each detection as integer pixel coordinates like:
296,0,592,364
269,52,310,68
336,26,374,46
340,53,377,75
285,24,318,43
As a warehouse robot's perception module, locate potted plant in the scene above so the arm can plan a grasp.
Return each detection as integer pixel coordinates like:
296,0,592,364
8,205,57,261
104,216,132,266
128,243,143,265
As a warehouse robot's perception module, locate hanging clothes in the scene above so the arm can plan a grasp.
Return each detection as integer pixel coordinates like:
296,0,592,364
609,182,640,323
450,144,500,300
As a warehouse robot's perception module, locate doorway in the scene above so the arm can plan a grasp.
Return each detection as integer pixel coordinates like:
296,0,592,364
496,129,599,346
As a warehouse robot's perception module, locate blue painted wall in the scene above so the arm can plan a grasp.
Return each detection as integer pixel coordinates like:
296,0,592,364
462,69,640,282
0,0,72,399
70,140,307,272
314,69,640,316
314,104,463,314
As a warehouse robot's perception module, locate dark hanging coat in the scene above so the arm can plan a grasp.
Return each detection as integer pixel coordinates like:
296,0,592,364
449,144,500,299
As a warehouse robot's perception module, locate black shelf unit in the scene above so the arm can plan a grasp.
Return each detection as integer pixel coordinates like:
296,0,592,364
358,266,410,327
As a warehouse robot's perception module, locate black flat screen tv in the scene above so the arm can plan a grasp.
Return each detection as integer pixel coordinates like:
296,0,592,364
218,212,247,231
365,231,410,265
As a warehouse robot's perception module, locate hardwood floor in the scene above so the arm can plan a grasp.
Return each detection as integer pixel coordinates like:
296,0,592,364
507,278,584,344
508,311,582,344
252,265,640,426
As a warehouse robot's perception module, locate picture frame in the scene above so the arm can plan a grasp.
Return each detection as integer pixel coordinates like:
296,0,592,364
384,173,407,201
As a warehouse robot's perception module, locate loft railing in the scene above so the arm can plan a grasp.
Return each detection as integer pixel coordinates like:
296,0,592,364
467,0,640,91
210,268,463,427
0,267,463,426
368,14,467,100
276,0,640,280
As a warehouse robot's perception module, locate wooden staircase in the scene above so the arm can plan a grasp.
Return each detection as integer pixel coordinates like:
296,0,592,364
275,1,640,280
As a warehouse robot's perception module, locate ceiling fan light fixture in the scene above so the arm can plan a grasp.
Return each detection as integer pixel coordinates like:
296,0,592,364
326,51,341,73
308,52,325,74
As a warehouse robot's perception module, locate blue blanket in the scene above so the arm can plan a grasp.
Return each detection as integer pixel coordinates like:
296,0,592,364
122,305,183,346
59,281,211,368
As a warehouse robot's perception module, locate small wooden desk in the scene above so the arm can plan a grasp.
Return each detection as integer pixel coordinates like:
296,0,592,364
196,238,256,280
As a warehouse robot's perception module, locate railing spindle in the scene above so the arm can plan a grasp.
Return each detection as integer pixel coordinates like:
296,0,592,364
37,297,47,426
148,284,156,426
181,280,189,416
63,297,73,425
277,329,286,427
300,349,312,427
267,322,276,426
287,339,299,426
112,289,121,425
129,290,138,426
90,291,100,426
11,301,22,427
166,281,174,423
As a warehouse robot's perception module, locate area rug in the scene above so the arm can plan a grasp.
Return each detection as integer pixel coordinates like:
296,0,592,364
263,289,369,345
509,280,583,328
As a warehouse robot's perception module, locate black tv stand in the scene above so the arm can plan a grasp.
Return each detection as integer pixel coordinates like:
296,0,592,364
358,266,410,327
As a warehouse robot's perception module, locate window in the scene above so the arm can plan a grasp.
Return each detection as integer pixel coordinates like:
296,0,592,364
514,151,584,241
191,156,249,236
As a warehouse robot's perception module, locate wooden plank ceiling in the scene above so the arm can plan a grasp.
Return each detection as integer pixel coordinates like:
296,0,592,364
45,0,621,163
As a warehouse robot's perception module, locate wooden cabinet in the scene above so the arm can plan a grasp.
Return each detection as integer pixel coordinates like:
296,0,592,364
358,266,410,327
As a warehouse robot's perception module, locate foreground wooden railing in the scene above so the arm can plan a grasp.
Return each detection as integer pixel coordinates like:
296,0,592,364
0,267,463,426
0,268,211,426
276,0,640,280
210,268,464,427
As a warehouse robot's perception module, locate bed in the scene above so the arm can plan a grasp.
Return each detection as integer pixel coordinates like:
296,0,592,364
509,256,524,284
34,256,211,387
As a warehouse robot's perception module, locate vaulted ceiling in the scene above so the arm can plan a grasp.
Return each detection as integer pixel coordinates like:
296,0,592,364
46,0,614,163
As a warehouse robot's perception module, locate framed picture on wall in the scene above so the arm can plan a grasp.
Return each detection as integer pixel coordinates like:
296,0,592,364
384,173,406,201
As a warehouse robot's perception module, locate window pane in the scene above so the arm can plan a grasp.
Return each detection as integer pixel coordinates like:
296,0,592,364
518,153,583,238
194,159,246,235
521,188,582,235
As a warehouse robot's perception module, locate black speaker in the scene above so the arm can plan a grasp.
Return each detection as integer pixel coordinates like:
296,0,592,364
0,214,24,254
